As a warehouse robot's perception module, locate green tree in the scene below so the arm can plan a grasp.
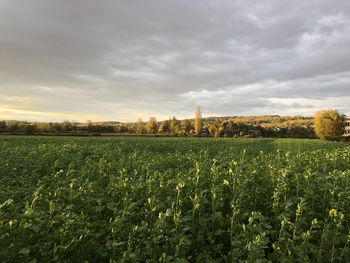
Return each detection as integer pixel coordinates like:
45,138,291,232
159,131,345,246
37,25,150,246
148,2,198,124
0,121,6,130
37,123,53,133
17,123,35,135
314,110,344,140
146,117,158,134
86,120,94,131
6,121,18,132
62,120,72,132
195,106,203,136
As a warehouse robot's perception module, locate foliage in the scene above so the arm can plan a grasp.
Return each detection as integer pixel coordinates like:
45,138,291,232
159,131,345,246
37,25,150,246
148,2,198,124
314,110,344,140
1,136,350,262
181,120,193,134
158,120,170,134
0,113,334,139
135,118,145,134
195,106,203,136
170,117,180,135
146,117,158,134
208,120,223,138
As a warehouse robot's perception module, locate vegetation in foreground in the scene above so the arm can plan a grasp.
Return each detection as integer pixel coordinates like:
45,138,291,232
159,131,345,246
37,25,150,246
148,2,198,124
1,136,350,262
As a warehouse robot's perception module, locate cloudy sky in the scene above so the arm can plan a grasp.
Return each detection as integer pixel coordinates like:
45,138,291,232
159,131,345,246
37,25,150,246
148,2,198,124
0,0,350,122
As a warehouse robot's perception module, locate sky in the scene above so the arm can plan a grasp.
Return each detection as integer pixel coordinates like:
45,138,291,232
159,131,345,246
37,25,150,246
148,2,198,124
0,0,350,122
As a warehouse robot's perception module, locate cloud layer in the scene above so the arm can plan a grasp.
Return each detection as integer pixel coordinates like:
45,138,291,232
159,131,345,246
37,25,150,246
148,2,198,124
0,0,350,121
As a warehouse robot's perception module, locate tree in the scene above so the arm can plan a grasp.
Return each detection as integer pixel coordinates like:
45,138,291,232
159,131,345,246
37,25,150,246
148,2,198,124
17,123,35,134
135,118,145,134
86,120,94,132
114,123,128,133
6,121,18,132
181,119,192,134
158,119,170,134
37,122,53,133
194,106,203,136
208,124,217,137
314,110,344,141
0,121,6,130
146,117,158,134
170,116,179,135
208,120,223,138
61,120,72,132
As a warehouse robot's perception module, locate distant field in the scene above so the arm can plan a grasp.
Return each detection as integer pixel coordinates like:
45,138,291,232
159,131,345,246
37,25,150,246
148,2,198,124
1,136,350,262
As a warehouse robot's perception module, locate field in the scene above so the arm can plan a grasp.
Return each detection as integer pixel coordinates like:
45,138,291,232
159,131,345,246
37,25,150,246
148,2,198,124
1,136,350,262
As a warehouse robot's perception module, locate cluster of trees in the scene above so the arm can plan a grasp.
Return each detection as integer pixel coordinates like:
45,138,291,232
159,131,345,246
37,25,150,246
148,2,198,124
114,106,204,136
0,120,116,135
203,115,314,128
0,108,347,140
115,117,194,136
114,107,316,139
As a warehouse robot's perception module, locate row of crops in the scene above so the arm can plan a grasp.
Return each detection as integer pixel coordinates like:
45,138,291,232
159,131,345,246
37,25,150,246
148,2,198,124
1,136,350,262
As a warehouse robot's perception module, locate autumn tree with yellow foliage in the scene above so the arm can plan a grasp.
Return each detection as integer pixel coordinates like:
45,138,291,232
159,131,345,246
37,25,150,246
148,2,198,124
194,106,202,136
314,110,344,141
146,117,158,134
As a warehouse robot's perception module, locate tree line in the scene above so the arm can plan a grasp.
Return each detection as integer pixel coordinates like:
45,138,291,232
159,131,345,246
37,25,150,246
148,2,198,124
0,108,347,140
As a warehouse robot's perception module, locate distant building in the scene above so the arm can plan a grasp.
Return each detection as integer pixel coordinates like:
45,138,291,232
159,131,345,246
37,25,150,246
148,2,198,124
344,118,350,137
200,127,209,137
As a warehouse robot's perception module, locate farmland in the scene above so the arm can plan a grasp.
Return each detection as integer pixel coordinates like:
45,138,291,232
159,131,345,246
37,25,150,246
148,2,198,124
1,136,350,262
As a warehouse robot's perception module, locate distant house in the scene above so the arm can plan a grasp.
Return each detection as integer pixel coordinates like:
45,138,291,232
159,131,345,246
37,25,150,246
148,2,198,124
344,118,350,137
200,127,209,137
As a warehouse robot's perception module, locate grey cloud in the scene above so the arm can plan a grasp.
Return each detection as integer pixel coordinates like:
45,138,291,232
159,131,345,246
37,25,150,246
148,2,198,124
0,0,350,121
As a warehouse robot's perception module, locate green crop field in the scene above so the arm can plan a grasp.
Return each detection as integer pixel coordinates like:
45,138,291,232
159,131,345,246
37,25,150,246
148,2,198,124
1,136,350,262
